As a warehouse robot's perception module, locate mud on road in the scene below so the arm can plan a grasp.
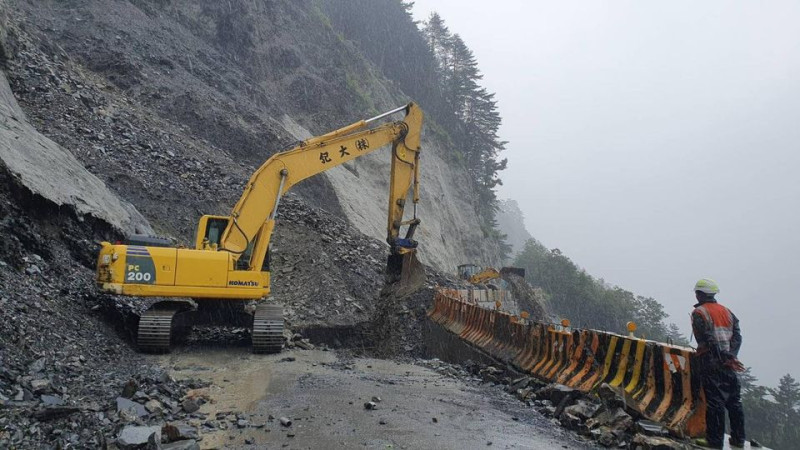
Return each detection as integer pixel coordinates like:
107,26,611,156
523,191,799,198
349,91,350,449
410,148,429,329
159,347,590,450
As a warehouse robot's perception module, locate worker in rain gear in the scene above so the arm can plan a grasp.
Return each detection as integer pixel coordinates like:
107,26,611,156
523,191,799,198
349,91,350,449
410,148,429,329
691,278,746,449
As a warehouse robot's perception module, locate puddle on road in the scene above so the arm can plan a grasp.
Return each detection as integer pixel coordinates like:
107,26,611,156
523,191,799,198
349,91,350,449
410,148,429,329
160,347,276,448
159,348,339,449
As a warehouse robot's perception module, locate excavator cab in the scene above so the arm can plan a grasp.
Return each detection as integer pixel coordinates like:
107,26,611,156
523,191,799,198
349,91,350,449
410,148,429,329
458,264,481,280
195,215,230,250
194,215,269,271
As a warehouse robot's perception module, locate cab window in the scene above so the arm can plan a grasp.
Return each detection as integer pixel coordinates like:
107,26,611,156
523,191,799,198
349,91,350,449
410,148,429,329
204,218,229,247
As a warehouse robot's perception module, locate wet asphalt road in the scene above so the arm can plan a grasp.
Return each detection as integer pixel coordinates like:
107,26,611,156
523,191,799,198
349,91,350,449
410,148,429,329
159,347,592,450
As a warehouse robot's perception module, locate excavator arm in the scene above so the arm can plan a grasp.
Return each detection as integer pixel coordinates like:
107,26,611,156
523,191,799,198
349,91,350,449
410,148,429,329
469,268,501,285
221,103,423,271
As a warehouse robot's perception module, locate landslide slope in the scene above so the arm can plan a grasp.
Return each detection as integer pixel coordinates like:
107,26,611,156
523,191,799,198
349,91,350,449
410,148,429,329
0,3,464,447
9,0,502,271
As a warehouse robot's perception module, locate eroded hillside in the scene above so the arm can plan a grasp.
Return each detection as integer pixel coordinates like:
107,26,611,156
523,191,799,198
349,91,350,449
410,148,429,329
0,1,514,447
8,0,502,270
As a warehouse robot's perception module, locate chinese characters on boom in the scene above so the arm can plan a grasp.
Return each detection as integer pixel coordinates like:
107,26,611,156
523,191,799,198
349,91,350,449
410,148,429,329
319,138,370,164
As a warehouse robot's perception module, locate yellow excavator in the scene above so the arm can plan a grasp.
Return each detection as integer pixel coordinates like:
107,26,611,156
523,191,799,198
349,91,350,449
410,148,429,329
458,264,526,285
96,103,424,353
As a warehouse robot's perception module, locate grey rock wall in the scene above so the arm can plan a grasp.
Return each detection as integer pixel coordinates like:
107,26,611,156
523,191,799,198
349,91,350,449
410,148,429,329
280,117,501,273
0,71,151,235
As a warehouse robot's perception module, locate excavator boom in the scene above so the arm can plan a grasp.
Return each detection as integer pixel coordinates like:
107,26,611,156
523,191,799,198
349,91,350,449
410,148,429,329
220,103,423,272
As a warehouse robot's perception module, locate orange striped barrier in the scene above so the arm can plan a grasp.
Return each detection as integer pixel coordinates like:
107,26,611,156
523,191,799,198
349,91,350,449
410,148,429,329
428,288,706,437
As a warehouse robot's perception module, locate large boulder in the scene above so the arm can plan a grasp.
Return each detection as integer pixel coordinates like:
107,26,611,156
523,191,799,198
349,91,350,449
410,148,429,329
562,399,600,421
597,383,625,409
591,406,634,435
116,397,148,418
536,383,578,406
117,425,161,449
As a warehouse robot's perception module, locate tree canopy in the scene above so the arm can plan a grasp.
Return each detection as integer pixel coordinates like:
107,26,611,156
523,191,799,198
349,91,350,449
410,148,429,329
513,238,676,339
740,371,800,447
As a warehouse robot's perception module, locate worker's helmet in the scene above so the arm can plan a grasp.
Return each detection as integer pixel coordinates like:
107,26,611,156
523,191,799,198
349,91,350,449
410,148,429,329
694,278,719,295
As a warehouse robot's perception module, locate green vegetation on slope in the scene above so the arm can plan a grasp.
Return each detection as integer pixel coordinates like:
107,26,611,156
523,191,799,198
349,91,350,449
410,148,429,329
320,1,510,258
513,238,685,342
740,371,800,448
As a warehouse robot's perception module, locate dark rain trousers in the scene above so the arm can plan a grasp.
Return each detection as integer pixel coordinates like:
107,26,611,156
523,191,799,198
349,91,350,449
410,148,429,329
699,358,745,448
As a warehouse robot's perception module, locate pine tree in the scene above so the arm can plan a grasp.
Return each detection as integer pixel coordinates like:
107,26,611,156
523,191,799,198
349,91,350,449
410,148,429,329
771,374,800,413
419,13,508,233
328,5,509,247
742,382,780,445
423,13,453,79
445,35,481,114
738,371,800,448
666,323,689,346
765,374,800,448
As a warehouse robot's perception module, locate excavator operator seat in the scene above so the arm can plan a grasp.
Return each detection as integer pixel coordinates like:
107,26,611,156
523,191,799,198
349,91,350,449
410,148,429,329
195,215,230,250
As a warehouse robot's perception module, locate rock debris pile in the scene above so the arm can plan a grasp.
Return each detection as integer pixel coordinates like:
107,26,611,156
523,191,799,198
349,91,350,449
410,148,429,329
503,273,549,321
0,173,211,449
422,358,693,449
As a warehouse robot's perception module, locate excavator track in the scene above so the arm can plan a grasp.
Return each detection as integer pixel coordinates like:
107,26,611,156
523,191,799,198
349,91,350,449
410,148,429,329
137,308,177,353
252,304,284,354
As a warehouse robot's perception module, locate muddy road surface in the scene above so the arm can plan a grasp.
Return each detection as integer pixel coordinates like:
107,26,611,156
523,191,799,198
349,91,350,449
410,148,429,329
156,347,590,449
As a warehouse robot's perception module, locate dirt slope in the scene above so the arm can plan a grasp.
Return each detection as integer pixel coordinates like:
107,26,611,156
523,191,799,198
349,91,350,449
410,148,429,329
9,0,503,270
0,70,150,235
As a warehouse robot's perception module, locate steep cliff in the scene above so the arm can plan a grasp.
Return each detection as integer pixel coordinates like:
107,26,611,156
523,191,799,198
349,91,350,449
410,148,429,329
6,0,503,271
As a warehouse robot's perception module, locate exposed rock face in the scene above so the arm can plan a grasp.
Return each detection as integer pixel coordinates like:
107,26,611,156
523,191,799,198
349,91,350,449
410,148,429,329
0,2,506,447
7,0,502,271
0,71,151,235
0,0,9,62
284,119,505,271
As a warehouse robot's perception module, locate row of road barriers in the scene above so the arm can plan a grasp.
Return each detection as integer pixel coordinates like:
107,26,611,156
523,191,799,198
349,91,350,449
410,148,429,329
442,288,508,305
428,288,706,437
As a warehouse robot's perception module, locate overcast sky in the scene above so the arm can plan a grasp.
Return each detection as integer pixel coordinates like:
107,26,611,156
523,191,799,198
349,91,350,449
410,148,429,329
411,0,800,384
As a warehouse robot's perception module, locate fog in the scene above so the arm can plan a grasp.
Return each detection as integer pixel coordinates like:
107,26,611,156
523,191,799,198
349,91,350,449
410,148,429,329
412,0,800,385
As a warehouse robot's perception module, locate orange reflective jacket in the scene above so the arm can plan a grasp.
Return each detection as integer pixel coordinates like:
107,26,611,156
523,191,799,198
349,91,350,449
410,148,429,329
691,301,740,356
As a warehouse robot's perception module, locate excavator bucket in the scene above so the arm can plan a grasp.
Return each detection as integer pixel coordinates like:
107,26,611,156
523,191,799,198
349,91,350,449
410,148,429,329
386,251,426,297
